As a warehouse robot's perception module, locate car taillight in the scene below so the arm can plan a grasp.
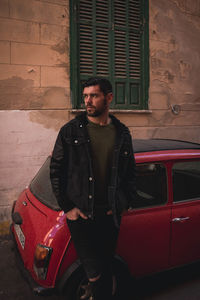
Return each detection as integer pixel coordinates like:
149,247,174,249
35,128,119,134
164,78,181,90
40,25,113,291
33,244,52,280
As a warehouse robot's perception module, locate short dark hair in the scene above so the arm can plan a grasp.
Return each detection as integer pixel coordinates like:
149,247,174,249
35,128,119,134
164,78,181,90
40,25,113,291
82,77,112,95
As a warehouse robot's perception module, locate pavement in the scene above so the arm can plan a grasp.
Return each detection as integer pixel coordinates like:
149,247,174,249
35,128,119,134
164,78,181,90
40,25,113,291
1,234,200,300
0,236,63,300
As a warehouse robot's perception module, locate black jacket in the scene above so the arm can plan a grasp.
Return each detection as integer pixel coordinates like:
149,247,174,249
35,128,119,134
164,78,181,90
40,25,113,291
50,112,136,225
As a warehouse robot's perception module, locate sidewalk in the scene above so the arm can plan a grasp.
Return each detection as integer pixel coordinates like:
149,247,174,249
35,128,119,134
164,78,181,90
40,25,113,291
0,236,62,300
1,235,200,300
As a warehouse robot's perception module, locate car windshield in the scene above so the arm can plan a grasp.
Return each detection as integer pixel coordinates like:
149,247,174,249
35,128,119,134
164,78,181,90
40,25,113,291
30,157,61,211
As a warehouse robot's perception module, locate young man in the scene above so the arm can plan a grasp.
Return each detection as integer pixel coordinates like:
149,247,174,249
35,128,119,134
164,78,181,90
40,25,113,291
50,77,136,300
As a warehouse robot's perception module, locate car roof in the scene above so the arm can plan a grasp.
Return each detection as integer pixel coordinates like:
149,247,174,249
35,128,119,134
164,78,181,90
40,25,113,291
133,139,200,153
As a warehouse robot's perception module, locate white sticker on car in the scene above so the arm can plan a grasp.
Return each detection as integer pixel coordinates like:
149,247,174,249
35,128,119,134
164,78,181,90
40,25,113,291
14,224,25,250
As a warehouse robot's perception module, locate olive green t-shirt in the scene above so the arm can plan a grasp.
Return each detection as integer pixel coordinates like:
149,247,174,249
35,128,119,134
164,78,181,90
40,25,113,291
87,120,116,212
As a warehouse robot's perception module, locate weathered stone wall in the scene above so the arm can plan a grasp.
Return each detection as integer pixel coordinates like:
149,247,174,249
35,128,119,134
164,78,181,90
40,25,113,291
0,0,200,233
0,0,71,234
145,0,200,141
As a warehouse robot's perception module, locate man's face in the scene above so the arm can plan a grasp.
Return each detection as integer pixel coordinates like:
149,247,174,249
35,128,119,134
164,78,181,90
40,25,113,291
83,85,108,117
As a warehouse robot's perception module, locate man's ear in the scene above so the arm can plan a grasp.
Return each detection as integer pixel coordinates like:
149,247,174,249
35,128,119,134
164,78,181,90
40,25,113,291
106,92,113,105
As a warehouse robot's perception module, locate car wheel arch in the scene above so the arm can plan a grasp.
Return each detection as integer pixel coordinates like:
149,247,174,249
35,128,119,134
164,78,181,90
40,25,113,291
57,258,82,293
57,254,130,294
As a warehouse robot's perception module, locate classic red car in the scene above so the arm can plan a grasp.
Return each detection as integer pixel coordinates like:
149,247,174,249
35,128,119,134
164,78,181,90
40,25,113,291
11,139,200,299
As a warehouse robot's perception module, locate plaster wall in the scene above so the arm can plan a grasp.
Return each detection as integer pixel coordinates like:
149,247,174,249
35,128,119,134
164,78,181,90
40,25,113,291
0,0,200,233
148,0,200,141
0,0,71,234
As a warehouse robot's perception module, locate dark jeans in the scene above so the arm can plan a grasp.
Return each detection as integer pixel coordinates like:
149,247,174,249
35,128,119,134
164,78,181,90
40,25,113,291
67,214,119,279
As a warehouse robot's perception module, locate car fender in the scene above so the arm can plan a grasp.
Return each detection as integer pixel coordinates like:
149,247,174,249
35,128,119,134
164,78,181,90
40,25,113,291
57,253,129,293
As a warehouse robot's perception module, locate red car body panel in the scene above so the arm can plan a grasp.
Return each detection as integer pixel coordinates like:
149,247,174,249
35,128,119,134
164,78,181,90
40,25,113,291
135,149,200,164
13,189,74,288
11,145,200,290
170,200,200,266
117,206,171,277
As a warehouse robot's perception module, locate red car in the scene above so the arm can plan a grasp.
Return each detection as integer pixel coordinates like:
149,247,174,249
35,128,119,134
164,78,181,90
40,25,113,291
11,139,200,299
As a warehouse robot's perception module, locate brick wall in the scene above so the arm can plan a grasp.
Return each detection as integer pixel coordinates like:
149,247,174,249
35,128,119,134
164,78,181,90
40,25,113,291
0,0,70,110
0,0,71,234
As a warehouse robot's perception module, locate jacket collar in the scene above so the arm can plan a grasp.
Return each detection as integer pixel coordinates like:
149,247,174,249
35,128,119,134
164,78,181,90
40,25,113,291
75,112,89,126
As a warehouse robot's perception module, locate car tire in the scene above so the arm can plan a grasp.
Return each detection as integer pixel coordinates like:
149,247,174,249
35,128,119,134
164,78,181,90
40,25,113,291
112,259,133,300
61,266,87,300
62,261,132,300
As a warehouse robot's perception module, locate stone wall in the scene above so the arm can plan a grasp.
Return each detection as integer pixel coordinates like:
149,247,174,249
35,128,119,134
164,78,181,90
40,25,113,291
0,0,71,234
131,0,200,141
0,0,200,234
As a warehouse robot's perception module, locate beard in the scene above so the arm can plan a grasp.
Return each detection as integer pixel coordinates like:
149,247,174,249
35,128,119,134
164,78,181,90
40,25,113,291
86,106,104,117
86,98,107,117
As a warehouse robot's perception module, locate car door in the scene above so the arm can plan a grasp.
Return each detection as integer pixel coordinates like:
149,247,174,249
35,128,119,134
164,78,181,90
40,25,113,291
117,162,171,277
170,160,200,266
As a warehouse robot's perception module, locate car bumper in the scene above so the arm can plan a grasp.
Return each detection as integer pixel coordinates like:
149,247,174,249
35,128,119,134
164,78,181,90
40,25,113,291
10,224,55,296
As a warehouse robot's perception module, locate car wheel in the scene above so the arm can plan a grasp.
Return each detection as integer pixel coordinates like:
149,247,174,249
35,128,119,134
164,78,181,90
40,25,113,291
62,266,89,300
62,262,132,300
112,260,133,300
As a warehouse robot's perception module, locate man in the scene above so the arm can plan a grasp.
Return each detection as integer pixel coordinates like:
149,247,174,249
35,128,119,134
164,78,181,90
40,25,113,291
50,77,136,300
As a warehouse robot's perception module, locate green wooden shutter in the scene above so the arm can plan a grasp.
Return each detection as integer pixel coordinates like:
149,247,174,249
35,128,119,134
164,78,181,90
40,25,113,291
70,0,149,109
79,0,110,80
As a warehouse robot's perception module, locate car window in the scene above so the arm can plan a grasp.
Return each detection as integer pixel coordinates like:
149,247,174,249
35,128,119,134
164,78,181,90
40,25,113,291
134,163,167,209
30,157,61,210
172,160,200,202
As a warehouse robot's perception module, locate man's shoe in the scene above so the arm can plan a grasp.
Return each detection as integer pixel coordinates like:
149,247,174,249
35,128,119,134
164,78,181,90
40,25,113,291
80,282,93,300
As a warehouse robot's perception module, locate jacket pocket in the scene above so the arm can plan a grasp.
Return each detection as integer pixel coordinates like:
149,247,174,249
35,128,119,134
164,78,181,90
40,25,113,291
120,145,131,158
64,136,88,146
64,136,89,166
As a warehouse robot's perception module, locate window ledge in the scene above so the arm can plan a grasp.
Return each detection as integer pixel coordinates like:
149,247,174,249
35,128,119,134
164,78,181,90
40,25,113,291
70,109,152,114
110,109,152,114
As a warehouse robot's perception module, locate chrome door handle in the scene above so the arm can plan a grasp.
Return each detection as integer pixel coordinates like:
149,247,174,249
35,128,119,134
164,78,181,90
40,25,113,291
172,217,190,222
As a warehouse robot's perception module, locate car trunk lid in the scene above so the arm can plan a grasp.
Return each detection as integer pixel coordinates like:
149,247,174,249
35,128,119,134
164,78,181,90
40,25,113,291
12,188,48,271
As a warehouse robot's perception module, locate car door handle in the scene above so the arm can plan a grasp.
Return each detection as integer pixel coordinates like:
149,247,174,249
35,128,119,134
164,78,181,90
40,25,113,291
172,217,190,222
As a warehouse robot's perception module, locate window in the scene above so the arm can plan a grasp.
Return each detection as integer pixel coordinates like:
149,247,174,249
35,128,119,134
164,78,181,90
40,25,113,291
70,0,149,110
30,157,60,211
134,163,167,209
173,161,200,202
